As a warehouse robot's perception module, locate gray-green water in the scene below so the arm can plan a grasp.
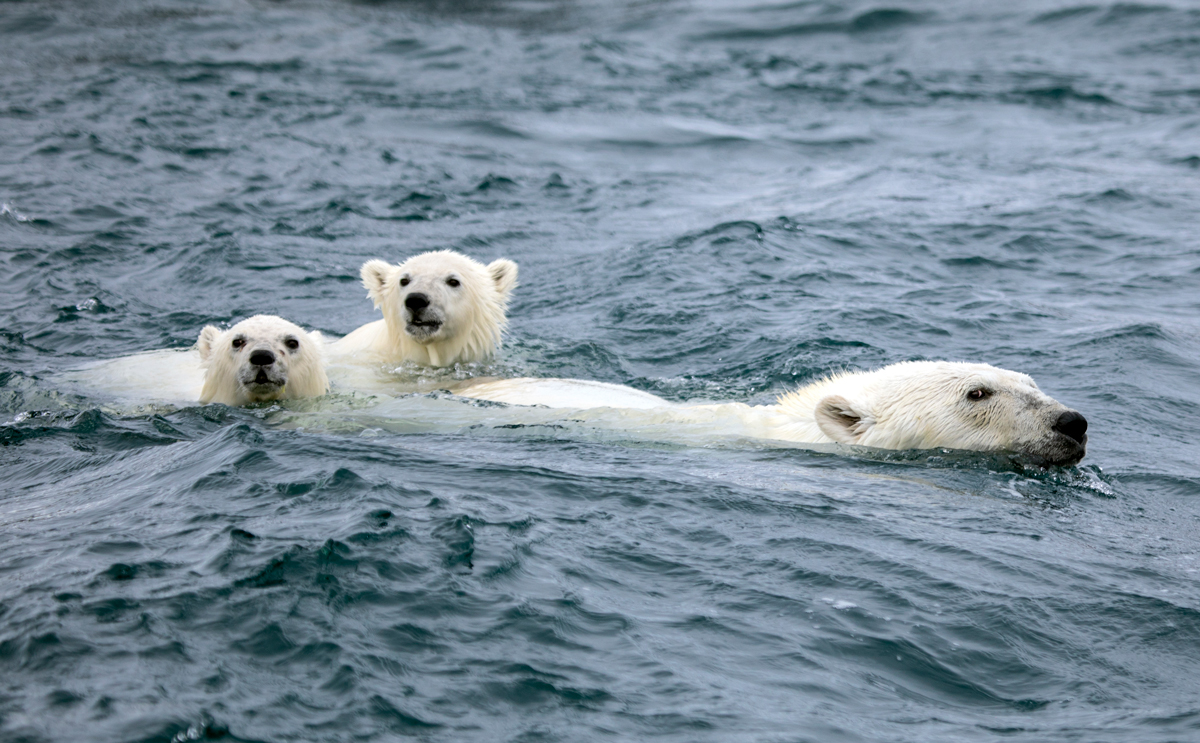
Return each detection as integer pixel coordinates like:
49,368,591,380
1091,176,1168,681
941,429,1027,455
2,1,1200,741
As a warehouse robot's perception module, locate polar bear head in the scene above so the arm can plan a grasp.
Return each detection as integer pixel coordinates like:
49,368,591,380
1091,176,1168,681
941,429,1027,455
788,361,1087,465
360,250,518,367
196,315,329,406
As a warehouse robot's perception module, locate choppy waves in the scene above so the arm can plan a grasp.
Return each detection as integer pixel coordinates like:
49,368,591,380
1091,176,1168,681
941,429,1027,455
3,1,1200,741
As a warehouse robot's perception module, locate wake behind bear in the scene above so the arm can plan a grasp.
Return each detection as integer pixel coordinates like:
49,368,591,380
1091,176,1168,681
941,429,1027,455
456,361,1088,465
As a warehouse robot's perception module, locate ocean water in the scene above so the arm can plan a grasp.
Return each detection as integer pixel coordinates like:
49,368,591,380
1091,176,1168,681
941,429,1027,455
3,0,1200,741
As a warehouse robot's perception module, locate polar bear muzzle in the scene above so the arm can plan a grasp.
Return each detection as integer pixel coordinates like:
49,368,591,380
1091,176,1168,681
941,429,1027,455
403,292,445,340
1043,409,1088,466
240,346,287,399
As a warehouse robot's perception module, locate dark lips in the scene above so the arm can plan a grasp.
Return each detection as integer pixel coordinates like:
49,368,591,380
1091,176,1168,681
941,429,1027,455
407,319,442,333
251,370,283,386
1049,436,1087,467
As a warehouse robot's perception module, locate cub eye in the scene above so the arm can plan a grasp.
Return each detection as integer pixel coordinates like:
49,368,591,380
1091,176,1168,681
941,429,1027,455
231,337,245,350
399,277,410,287
967,388,991,401
446,277,460,288
285,338,300,350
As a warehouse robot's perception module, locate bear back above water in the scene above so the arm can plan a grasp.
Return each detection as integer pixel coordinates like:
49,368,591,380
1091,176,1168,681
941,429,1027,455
329,250,518,368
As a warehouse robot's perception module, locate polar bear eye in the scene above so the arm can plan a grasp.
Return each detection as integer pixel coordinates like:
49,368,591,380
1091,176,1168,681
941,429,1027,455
399,277,410,287
967,388,991,401
231,337,245,350
284,337,300,351
446,277,460,288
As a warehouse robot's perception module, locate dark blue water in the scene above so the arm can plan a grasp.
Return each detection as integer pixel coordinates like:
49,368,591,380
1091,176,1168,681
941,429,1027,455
4,1,1200,740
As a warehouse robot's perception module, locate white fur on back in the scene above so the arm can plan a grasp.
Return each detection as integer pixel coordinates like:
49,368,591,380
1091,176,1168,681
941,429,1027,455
462,378,671,410
58,349,207,405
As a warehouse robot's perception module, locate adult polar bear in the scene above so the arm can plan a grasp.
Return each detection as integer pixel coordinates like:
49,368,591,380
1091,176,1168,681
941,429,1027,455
329,250,519,367
457,361,1089,465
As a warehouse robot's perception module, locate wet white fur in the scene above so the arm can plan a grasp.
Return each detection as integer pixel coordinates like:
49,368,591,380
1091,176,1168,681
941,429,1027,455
58,349,207,406
197,315,329,406
458,361,1085,461
329,250,518,367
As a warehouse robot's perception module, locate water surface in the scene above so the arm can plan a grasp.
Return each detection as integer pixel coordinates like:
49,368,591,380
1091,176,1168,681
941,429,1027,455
3,1,1200,741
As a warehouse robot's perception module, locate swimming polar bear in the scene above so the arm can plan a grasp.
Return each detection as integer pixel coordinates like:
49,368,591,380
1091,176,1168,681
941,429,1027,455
56,315,329,408
197,315,329,406
457,361,1088,465
329,250,518,367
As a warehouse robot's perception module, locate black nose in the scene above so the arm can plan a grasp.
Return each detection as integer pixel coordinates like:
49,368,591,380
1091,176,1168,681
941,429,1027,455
249,349,275,367
405,292,429,311
1053,410,1087,444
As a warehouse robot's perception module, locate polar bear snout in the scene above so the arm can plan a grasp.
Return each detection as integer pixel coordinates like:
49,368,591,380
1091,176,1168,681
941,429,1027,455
1052,410,1087,445
1028,406,1088,466
244,347,285,390
241,348,286,391
402,291,446,340
405,293,430,311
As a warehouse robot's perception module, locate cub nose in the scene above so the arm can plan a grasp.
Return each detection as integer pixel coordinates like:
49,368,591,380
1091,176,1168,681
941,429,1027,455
1053,410,1087,444
405,293,429,311
249,349,276,367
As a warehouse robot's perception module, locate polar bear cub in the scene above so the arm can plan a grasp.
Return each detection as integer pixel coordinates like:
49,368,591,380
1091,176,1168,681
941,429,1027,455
458,361,1088,465
329,250,518,367
197,315,329,406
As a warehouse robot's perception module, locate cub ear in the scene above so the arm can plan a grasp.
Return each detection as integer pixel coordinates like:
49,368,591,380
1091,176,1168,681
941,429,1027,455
196,325,222,362
814,394,874,445
360,259,395,308
487,258,518,298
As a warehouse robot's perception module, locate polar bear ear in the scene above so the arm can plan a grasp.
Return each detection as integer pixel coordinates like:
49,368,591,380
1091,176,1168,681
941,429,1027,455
360,260,395,308
815,395,874,445
196,325,223,362
487,258,518,298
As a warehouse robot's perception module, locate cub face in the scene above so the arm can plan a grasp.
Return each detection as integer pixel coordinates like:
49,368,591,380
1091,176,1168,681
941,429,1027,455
361,250,518,348
196,315,328,406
